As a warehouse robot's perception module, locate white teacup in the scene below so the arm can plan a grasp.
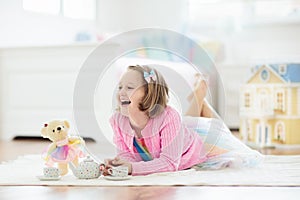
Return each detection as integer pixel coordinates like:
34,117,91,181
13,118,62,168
43,167,59,178
108,166,128,177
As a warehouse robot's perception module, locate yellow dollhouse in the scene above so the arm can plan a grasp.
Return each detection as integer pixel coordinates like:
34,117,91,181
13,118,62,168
240,64,300,147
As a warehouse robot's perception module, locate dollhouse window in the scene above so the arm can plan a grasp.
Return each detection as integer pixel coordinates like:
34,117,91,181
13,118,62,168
275,90,285,111
244,92,251,108
260,69,269,82
278,64,287,75
275,122,285,143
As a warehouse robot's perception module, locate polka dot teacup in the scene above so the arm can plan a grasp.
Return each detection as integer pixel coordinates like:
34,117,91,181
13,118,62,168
43,167,59,178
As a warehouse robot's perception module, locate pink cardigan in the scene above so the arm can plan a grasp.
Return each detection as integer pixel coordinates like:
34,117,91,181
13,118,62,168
110,106,207,176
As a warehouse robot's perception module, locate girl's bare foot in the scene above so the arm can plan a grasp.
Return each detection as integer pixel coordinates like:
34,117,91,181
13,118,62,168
187,73,207,102
186,73,212,117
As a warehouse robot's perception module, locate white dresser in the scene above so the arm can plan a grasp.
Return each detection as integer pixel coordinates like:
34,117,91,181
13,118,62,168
0,44,101,140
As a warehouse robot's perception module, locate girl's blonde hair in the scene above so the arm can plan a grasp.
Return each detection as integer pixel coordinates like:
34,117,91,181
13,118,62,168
128,65,169,117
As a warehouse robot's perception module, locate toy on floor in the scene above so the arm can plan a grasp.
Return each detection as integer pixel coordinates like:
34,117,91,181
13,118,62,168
69,155,128,179
41,120,85,176
240,64,300,147
69,156,106,179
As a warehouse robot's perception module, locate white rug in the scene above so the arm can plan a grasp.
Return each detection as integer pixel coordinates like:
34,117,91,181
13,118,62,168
0,155,300,186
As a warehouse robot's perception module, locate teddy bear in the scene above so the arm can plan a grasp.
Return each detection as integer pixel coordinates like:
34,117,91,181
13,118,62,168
41,120,85,176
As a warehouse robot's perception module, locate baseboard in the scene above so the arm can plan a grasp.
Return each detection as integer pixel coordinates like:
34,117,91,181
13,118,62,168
13,136,96,142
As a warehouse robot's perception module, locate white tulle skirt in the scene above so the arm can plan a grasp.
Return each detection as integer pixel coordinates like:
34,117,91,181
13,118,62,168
183,116,264,170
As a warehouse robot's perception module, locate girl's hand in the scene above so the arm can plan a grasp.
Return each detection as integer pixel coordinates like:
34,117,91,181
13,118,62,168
107,157,132,175
99,164,112,176
104,158,115,168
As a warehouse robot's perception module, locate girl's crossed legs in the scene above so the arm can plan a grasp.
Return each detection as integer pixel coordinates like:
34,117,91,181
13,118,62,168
185,73,213,118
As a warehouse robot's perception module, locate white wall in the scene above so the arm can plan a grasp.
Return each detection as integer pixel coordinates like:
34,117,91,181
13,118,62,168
225,24,300,64
0,0,97,47
0,0,188,47
96,0,188,33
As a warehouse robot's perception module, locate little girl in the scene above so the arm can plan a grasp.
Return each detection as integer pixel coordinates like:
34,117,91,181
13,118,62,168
105,65,262,176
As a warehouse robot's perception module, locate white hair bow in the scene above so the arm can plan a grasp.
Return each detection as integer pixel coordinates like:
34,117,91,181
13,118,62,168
144,69,156,83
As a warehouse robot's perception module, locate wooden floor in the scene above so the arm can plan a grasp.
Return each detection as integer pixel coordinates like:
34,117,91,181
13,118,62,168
0,138,300,200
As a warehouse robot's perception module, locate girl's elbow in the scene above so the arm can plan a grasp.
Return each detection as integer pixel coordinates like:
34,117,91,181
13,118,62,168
166,159,181,171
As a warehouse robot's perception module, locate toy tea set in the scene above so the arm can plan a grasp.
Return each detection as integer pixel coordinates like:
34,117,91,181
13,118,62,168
37,120,130,181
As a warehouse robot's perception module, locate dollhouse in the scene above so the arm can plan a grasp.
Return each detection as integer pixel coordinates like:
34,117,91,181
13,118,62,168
240,64,300,147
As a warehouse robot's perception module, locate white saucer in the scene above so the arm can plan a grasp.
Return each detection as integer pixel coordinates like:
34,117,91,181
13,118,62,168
37,175,61,181
104,175,131,181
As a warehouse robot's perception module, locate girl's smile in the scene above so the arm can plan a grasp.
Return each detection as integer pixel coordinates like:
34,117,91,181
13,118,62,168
120,100,131,106
118,69,146,117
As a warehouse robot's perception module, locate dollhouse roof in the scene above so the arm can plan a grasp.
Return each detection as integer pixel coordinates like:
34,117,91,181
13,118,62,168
269,64,300,83
250,63,300,83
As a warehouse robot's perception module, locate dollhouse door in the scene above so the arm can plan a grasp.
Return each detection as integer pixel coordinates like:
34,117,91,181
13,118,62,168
257,124,271,146
265,125,271,146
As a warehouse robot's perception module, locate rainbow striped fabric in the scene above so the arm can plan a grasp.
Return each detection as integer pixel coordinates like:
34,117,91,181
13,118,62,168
133,137,153,161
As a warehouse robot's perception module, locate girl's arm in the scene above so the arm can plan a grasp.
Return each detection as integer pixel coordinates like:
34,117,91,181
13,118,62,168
130,111,185,175
110,115,141,162
114,136,139,162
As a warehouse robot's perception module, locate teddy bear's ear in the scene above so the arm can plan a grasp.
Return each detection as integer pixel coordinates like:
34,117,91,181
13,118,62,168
41,127,48,138
64,120,70,128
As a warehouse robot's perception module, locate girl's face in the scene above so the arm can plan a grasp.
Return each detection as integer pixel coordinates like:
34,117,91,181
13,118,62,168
118,69,146,117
